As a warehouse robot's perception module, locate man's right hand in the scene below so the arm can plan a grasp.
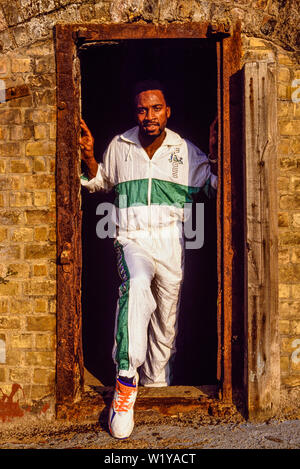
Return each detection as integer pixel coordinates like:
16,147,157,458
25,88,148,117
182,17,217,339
79,118,98,179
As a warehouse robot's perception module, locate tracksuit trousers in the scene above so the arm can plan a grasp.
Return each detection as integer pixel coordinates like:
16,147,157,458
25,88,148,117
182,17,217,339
112,225,184,387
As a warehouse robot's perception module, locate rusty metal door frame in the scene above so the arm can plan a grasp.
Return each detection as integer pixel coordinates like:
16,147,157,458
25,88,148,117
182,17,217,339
54,22,244,413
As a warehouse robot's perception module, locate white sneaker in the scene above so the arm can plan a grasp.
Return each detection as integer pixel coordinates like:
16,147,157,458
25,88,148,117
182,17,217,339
108,374,138,439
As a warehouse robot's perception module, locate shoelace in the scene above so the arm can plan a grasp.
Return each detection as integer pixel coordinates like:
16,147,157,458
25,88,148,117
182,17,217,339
114,380,136,412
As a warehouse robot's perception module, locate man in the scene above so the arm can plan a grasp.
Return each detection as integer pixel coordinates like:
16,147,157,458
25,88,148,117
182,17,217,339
80,80,218,439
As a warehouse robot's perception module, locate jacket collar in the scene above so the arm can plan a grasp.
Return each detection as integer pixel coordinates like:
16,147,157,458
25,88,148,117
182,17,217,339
120,126,183,146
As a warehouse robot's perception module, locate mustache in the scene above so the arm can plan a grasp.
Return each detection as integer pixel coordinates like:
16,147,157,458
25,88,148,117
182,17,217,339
143,120,159,125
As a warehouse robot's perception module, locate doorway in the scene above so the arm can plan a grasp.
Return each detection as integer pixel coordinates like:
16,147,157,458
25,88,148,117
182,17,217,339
55,23,246,414
79,39,218,386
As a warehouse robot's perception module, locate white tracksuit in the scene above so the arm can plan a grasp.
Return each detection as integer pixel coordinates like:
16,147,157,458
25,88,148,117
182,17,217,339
81,126,217,386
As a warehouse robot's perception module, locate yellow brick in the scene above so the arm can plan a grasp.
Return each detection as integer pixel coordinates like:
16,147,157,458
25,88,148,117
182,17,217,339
9,126,23,140
282,376,300,387
26,315,55,332
0,210,22,226
277,101,294,119
292,213,300,228
278,139,291,155
23,280,56,296
280,120,300,136
48,262,56,278
279,264,300,282
0,282,20,296
0,57,10,76
294,106,300,118
0,245,21,261
33,264,47,276
10,334,33,349
34,227,48,241
33,157,46,172
291,140,300,154
25,351,55,367
278,212,289,227
10,160,31,173
35,334,51,349
9,367,31,383
0,299,8,314
0,316,21,329
249,37,268,48
291,284,300,299
7,263,30,278
278,67,290,83
48,227,56,242
11,227,33,242
24,244,56,260
25,141,55,157
279,319,290,334
281,337,295,354
10,299,32,315
0,160,5,173
277,176,290,192
291,248,300,263
34,191,48,207
24,174,55,190
33,368,55,385
278,84,291,100
49,158,55,173
34,124,48,140
279,231,300,246
49,191,56,208
11,58,32,73
10,192,32,207
279,301,300,317
49,300,56,314
0,227,7,241
290,321,300,335
279,282,291,299
0,368,5,382
278,248,290,264
0,127,9,140
25,209,55,225
49,123,56,140
5,350,22,366
280,356,289,374
0,142,21,157
0,192,7,207
34,299,47,313
291,176,300,191
278,53,295,66
31,385,53,400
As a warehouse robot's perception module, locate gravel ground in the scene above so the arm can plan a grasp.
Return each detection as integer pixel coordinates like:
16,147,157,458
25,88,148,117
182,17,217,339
0,417,299,451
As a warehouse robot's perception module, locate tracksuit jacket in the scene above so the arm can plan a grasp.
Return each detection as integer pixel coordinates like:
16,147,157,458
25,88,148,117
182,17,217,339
81,125,217,386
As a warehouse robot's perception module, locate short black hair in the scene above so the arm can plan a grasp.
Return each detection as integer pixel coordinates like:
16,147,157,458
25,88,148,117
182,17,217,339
133,80,169,105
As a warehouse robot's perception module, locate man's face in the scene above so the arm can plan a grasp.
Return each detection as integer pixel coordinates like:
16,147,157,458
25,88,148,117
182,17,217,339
135,89,171,138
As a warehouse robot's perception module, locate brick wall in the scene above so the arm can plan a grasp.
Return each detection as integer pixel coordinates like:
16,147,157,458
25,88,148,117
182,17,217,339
0,42,57,417
0,0,299,420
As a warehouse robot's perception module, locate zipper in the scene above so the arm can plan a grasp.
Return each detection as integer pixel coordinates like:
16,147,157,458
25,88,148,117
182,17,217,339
148,159,152,230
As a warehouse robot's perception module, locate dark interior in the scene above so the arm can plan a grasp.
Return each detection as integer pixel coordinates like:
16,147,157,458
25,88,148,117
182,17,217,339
80,39,218,386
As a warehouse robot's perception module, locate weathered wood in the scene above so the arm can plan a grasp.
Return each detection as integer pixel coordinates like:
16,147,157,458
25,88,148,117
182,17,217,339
218,25,243,402
55,25,84,405
244,61,280,419
73,22,230,41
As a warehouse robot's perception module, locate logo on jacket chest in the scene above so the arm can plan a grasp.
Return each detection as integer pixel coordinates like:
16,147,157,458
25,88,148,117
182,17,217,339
168,147,182,178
